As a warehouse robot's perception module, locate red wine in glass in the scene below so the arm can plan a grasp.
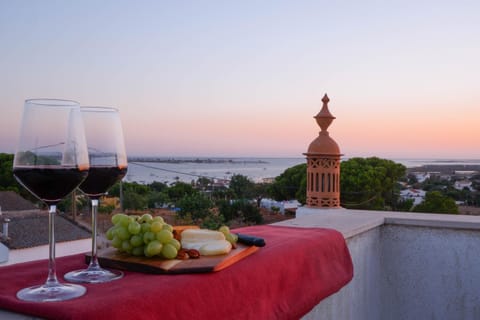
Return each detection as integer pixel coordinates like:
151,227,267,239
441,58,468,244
79,166,127,199
13,166,88,205
64,106,128,284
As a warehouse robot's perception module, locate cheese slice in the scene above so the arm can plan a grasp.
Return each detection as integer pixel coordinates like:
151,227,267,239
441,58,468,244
199,240,232,256
181,229,225,241
180,229,232,255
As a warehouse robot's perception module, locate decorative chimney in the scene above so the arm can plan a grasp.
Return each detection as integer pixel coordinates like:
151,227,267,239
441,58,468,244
303,94,342,208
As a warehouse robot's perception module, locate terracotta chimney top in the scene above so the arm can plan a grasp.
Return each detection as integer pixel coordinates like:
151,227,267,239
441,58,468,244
306,94,340,155
303,93,342,208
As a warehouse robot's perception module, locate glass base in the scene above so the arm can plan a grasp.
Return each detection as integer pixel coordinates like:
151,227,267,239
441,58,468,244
17,282,86,302
64,267,123,284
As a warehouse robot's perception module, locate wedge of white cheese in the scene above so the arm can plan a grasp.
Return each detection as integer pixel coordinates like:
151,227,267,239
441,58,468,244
181,229,232,256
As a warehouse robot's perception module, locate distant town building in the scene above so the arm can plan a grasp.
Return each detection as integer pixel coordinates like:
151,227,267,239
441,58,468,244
400,189,426,206
454,170,478,179
260,199,301,214
454,179,474,191
412,172,430,183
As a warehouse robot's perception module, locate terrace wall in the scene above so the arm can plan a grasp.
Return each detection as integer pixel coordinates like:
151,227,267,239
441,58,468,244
296,210,480,320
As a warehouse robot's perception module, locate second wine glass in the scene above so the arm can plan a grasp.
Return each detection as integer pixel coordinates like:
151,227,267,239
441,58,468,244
64,106,128,283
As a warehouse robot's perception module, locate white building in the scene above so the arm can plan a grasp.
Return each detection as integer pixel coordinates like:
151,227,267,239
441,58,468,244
412,172,430,183
454,179,474,191
400,188,426,205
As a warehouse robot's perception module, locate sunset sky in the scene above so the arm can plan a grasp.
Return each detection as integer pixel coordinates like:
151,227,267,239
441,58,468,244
1,1,479,159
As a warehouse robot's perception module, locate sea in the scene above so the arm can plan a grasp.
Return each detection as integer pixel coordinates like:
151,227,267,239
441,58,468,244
124,157,480,185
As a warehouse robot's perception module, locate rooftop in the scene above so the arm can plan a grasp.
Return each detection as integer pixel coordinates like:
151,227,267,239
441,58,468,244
4,212,91,249
0,191,37,211
0,191,91,250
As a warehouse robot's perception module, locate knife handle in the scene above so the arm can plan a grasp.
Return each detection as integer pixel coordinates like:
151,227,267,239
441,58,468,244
236,233,266,247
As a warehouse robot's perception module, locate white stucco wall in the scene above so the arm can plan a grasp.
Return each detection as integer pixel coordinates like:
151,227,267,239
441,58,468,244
303,219,480,320
380,225,480,320
303,227,382,320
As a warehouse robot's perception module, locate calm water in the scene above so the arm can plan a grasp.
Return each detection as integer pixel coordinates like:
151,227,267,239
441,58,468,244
124,157,480,184
125,158,305,184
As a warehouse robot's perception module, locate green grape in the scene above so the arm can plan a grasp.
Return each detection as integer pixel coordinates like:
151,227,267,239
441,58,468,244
156,229,173,244
128,221,141,235
161,243,178,259
138,213,153,224
169,238,181,250
111,236,122,249
225,233,237,245
152,216,165,224
145,240,163,257
115,226,131,241
119,216,131,227
143,231,155,244
151,221,164,233
132,246,145,256
111,213,129,225
106,226,116,240
218,225,230,236
162,224,173,232
130,234,143,247
122,240,133,253
141,222,151,233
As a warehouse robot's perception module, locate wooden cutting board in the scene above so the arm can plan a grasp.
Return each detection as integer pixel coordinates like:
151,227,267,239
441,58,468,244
86,243,259,274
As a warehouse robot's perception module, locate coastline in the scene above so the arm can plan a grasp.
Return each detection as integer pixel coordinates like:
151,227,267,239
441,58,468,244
123,157,480,185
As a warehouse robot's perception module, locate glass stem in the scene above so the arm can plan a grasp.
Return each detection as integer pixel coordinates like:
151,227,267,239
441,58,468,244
89,199,100,269
46,205,59,286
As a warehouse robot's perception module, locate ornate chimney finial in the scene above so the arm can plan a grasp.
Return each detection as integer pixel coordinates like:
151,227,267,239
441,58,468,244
322,94,329,104
314,93,335,132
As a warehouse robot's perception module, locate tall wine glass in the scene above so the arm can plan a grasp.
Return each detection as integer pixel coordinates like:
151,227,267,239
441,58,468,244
64,106,127,283
13,99,89,302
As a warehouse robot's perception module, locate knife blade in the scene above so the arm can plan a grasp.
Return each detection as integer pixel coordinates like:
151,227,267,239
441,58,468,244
236,233,266,247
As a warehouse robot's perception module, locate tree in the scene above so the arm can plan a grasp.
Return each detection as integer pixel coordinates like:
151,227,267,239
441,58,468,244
176,193,213,223
148,181,168,192
217,199,263,225
107,181,151,210
164,182,197,202
123,191,148,210
147,191,169,209
268,164,307,203
196,177,212,191
229,174,255,199
340,157,406,210
0,153,20,192
413,191,458,214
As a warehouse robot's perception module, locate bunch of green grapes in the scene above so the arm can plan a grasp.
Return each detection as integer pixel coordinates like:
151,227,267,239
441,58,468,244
106,213,179,259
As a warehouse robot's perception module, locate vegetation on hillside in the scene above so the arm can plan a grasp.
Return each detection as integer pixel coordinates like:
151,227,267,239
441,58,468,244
1,152,477,217
340,157,407,210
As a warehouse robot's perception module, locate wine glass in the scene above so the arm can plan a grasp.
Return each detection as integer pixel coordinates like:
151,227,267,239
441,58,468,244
64,106,127,283
13,99,89,302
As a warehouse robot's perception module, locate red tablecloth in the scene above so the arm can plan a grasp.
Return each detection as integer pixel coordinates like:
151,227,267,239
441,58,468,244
0,225,353,320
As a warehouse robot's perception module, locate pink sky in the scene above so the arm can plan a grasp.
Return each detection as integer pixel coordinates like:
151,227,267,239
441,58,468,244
1,1,479,159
